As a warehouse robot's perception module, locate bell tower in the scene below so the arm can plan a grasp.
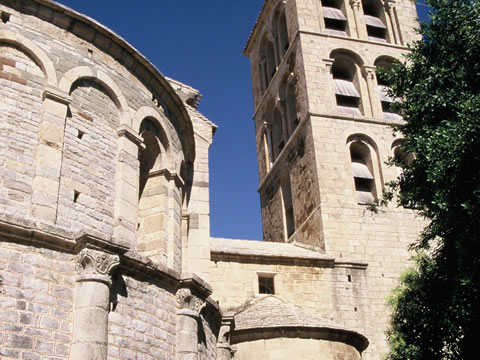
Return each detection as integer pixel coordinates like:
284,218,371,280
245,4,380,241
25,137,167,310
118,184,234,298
243,1,424,356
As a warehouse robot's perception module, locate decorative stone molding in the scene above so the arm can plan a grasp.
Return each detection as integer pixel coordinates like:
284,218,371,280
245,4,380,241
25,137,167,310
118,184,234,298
117,125,144,148
362,65,377,80
217,315,236,359
76,248,120,286
176,288,205,314
42,86,72,105
148,168,185,188
322,58,335,73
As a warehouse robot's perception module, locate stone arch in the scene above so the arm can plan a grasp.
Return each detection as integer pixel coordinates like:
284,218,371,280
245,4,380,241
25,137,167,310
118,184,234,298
134,106,176,172
330,49,366,115
58,66,129,127
0,29,57,86
346,133,383,203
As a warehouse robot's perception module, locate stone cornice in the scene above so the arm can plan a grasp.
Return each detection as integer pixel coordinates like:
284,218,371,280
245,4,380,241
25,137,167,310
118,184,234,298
0,214,214,302
2,0,196,163
210,251,335,268
231,326,369,354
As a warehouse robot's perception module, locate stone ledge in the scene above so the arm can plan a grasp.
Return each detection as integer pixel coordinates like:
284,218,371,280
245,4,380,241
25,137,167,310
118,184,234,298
0,213,215,304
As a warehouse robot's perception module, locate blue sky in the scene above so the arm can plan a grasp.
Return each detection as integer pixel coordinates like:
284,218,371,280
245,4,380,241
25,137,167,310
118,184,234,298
54,1,429,241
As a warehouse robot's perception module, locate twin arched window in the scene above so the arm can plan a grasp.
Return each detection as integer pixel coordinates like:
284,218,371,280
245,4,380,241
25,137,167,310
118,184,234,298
258,6,289,94
265,77,299,168
320,0,392,43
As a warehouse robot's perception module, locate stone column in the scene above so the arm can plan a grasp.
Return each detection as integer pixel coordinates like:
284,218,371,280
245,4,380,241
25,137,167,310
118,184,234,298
385,0,403,45
70,248,120,360
30,86,71,222
176,288,205,360
322,58,336,112
362,65,382,118
217,315,235,360
349,0,368,40
263,121,273,170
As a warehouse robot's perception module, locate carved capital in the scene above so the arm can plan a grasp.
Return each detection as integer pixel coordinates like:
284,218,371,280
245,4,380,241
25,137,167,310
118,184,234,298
322,58,335,73
176,288,205,313
76,249,120,280
350,0,361,8
362,65,377,80
384,0,396,11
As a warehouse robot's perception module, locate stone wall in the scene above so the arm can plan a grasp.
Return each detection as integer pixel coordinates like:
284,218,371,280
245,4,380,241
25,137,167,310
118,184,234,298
0,238,74,359
0,0,220,359
233,337,362,360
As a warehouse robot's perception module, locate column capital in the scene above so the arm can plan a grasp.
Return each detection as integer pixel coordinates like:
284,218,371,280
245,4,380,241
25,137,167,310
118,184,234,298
362,65,377,80
117,125,144,149
42,86,72,105
176,288,205,314
76,248,120,286
384,0,396,11
350,0,361,8
322,58,335,72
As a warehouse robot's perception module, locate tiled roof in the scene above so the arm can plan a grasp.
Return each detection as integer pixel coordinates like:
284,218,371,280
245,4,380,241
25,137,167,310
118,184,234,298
234,295,336,330
243,0,270,55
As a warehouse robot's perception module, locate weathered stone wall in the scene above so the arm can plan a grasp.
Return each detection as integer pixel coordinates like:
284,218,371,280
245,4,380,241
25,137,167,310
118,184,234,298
211,259,333,314
0,239,74,359
107,275,177,359
0,1,220,359
233,337,361,360
0,44,43,218
243,0,425,359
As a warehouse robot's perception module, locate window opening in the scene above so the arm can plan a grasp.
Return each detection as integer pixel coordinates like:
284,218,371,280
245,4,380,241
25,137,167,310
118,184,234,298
278,11,289,56
332,58,361,115
281,171,295,238
362,0,388,42
350,141,376,204
259,276,275,294
322,0,348,35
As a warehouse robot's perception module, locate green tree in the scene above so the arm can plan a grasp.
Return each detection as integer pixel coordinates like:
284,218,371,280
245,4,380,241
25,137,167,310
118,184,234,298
382,0,480,359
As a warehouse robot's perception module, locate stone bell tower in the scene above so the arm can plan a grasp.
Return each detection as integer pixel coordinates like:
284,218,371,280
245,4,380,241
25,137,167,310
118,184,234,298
243,0,424,356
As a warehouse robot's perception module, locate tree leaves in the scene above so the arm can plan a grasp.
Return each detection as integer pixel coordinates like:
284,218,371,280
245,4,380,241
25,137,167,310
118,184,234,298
386,0,480,359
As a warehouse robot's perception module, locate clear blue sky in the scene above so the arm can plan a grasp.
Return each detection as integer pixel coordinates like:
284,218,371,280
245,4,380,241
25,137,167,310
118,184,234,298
54,1,429,241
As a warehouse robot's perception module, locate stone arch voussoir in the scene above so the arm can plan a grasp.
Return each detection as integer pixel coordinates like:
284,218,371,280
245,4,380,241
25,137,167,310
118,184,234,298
58,66,130,127
0,29,57,86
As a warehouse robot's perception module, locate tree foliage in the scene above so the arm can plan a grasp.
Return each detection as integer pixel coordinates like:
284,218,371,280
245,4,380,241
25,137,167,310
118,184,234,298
383,0,480,359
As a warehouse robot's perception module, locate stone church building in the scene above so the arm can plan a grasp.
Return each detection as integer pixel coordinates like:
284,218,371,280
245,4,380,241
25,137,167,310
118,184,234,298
0,0,423,359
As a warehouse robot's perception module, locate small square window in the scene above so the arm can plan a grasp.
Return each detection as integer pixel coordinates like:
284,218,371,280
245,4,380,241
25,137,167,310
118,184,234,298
258,276,275,294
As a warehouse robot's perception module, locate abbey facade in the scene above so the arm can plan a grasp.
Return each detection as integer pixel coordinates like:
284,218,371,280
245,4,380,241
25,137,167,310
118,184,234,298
0,0,423,359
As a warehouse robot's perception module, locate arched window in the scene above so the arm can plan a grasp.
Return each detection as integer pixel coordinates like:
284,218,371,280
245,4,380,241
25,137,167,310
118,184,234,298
280,170,295,238
348,139,377,204
285,81,298,134
137,118,169,262
331,52,363,115
271,107,285,161
392,140,413,176
266,41,276,84
258,36,277,93
277,9,289,58
375,57,401,120
362,0,389,42
321,0,348,36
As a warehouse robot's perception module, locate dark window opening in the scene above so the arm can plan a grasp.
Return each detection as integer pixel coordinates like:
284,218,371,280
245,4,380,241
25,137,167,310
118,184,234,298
259,276,275,294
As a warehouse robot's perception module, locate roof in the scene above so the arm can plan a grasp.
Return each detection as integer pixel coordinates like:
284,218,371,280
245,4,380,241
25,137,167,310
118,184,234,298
234,295,335,330
243,0,270,56
210,238,334,265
